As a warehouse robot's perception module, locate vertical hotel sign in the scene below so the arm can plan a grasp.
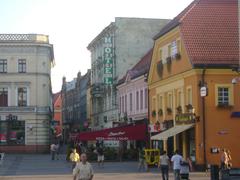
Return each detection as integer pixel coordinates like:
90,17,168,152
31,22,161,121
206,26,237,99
104,37,113,85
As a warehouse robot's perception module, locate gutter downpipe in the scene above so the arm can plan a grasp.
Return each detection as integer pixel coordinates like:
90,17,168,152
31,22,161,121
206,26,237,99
201,68,207,169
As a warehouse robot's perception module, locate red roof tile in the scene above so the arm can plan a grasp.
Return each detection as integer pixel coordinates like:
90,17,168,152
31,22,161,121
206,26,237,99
155,0,239,67
180,0,239,66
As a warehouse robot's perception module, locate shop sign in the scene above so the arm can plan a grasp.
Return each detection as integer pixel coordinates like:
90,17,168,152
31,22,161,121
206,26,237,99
175,113,195,125
104,37,113,85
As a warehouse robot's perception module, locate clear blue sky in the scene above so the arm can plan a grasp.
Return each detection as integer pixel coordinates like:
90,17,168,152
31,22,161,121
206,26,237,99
0,0,193,92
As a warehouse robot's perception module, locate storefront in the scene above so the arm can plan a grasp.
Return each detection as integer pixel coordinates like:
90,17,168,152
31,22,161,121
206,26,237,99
75,123,147,142
0,120,25,145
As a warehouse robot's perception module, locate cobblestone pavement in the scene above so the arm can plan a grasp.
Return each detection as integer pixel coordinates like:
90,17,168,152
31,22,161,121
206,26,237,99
0,154,210,180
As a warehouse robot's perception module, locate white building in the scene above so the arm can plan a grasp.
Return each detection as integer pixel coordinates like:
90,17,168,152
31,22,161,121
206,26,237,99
87,17,170,130
0,34,54,153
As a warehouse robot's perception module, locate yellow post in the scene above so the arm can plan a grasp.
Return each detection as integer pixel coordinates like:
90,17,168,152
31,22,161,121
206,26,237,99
174,135,177,151
182,131,187,159
163,139,167,152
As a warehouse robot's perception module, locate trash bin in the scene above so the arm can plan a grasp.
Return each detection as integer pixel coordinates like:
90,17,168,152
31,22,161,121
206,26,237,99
210,165,219,180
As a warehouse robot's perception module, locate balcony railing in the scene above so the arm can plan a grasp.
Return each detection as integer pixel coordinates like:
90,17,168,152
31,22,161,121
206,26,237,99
0,34,49,43
0,106,51,113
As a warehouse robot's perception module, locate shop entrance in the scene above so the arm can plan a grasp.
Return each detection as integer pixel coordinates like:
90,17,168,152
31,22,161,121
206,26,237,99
167,136,174,158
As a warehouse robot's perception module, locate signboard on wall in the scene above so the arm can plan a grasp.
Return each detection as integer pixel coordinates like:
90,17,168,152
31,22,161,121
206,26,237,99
104,37,113,85
175,113,195,125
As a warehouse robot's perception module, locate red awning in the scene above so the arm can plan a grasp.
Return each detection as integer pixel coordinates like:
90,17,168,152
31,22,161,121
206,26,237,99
76,123,147,141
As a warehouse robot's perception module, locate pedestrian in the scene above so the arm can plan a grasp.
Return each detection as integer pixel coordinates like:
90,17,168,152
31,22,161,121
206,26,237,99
171,150,183,180
73,153,94,180
50,143,56,160
158,150,169,180
55,143,60,160
70,148,80,170
226,149,232,169
180,159,190,180
220,148,228,170
138,147,148,172
97,145,104,167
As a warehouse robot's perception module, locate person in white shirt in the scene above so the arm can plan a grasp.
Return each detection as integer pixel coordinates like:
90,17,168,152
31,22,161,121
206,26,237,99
171,150,183,180
158,150,170,180
73,153,94,180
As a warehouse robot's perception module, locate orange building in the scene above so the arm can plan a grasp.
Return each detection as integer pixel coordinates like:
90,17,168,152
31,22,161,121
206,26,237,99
148,0,240,168
53,92,62,137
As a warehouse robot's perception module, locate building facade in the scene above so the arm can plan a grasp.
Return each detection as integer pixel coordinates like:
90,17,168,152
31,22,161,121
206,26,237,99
0,34,54,153
117,49,152,123
87,17,170,130
52,92,62,138
62,70,90,141
148,0,240,167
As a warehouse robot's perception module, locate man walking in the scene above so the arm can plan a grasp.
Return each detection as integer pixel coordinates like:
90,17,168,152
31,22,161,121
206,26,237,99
138,147,148,172
171,150,183,180
159,150,170,180
97,145,104,167
73,153,94,180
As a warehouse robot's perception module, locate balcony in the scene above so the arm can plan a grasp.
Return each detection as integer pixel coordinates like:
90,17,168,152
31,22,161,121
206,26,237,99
0,34,49,44
91,83,104,98
0,106,51,113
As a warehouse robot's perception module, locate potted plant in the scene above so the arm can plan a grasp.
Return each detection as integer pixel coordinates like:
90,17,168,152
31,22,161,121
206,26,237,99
166,107,172,115
152,110,156,117
185,104,193,112
176,106,182,114
175,53,181,60
158,109,163,116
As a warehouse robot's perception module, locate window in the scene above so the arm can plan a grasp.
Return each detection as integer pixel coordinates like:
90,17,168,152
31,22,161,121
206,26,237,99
159,49,162,60
125,94,127,112
136,91,139,110
152,97,156,110
145,88,148,108
186,87,193,105
215,84,233,106
177,40,181,53
168,45,171,57
130,93,133,111
119,97,121,113
18,87,27,106
218,87,229,105
167,93,173,108
121,96,124,113
0,59,7,73
0,121,25,145
177,90,182,106
140,90,143,110
0,88,8,107
171,41,177,56
18,59,26,73
159,95,163,109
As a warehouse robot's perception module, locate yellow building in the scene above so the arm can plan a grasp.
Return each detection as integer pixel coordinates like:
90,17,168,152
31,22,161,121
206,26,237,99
148,0,240,167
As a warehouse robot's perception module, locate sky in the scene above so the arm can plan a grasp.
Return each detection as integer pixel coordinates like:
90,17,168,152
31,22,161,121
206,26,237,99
0,0,193,93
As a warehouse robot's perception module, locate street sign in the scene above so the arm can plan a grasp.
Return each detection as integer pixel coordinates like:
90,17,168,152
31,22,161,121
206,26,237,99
200,86,208,97
104,77,113,84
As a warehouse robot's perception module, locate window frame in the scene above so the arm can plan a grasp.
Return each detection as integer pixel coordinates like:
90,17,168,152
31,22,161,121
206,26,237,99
0,87,8,107
0,59,7,73
215,84,234,106
17,87,28,107
18,59,26,73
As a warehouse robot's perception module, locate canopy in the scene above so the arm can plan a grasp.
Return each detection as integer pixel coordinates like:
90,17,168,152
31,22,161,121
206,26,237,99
76,123,147,141
151,124,194,141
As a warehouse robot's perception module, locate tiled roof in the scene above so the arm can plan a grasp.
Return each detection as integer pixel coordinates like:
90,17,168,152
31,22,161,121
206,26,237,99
155,0,239,67
118,49,153,85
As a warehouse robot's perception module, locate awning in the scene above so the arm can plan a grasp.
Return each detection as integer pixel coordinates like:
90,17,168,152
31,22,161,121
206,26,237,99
151,124,194,141
76,123,147,141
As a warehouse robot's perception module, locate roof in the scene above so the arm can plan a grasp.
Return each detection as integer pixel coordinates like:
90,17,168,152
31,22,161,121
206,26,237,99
118,48,153,85
53,92,61,104
154,0,239,67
